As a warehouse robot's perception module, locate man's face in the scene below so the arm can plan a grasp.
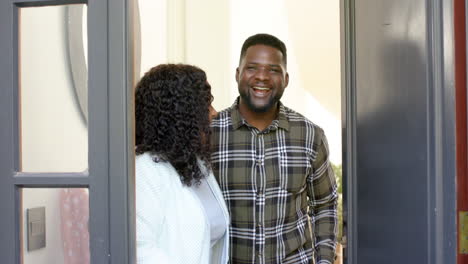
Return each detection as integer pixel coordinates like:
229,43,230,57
236,44,289,113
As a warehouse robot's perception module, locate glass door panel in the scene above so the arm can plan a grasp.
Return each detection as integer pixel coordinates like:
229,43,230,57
19,5,88,173
21,188,90,264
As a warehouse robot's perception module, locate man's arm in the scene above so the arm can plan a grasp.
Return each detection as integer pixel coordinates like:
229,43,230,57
307,127,338,264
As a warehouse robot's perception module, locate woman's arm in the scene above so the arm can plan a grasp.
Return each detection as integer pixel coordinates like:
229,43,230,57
135,156,170,264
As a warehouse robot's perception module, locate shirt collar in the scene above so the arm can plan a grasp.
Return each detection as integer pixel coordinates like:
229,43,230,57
230,97,290,131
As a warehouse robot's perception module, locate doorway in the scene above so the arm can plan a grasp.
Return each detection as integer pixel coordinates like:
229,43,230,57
135,0,344,262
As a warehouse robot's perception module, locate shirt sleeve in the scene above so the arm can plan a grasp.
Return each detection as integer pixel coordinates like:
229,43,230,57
307,127,338,264
135,158,171,264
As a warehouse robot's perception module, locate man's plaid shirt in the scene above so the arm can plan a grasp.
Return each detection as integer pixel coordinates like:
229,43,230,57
211,99,338,264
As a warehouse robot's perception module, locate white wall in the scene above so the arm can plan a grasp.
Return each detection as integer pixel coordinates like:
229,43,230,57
137,0,233,111
185,0,232,110
138,0,167,76
285,1,342,119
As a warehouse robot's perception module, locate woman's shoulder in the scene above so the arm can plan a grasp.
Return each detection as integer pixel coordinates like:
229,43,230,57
135,152,177,189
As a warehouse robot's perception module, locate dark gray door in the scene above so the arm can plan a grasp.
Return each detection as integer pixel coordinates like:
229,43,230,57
342,0,457,263
0,0,135,263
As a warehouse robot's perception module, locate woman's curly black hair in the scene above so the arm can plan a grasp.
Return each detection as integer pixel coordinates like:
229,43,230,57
135,64,213,186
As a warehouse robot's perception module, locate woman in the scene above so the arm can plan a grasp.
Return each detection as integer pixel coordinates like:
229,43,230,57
135,64,229,264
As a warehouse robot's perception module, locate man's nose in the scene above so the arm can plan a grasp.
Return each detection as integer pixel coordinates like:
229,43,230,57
254,67,270,80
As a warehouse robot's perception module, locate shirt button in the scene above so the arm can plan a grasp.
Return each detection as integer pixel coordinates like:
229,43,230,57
257,223,262,228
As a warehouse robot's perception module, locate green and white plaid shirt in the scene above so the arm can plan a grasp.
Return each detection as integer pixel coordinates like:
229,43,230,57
211,99,338,264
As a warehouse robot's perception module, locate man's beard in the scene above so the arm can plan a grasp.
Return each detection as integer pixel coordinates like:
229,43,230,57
239,92,281,113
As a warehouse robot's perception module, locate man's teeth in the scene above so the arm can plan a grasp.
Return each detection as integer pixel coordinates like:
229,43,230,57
253,87,270,91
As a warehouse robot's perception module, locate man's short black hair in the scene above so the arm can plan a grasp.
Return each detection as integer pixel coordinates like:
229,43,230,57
239,33,287,66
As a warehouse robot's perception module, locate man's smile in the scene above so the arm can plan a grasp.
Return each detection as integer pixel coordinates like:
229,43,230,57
251,86,271,96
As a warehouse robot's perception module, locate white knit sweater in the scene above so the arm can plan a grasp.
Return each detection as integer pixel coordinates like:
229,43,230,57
136,153,230,264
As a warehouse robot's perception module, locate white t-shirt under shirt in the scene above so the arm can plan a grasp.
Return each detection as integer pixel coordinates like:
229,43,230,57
193,177,227,248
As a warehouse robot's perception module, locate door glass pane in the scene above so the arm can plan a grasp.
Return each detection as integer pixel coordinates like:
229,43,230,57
21,188,90,264
19,5,88,172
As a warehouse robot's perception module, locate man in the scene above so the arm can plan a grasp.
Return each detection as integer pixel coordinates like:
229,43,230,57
211,33,338,264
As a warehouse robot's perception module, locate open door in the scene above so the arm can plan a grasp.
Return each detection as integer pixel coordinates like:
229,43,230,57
0,0,135,263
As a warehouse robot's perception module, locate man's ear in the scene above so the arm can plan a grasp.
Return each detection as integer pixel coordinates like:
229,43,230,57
285,72,289,88
235,67,240,83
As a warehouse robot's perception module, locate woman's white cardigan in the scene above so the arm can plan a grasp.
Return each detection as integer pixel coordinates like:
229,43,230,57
136,153,230,264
